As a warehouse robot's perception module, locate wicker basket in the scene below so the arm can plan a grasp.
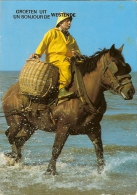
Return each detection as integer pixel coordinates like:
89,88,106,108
19,59,59,97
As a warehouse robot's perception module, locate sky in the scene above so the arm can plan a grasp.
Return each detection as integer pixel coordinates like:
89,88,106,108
0,1,137,71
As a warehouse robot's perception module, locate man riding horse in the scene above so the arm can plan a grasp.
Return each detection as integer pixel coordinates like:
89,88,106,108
30,12,81,99
3,10,135,174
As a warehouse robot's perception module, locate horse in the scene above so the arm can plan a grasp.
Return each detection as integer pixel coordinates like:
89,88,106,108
2,44,135,175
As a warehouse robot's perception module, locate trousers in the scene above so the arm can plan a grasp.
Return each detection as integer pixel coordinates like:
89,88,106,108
53,59,72,89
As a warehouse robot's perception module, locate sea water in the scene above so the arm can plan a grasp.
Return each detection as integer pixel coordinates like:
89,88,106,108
0,71,136,195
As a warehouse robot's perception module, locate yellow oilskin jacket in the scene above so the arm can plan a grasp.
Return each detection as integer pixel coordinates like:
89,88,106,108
35,27,81,89
35,28,81,63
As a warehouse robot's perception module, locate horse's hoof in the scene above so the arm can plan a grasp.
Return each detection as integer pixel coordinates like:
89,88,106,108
45,169,58,176
5,156,15,166
97,165,105,174
4,153,22,166
97,160,105,174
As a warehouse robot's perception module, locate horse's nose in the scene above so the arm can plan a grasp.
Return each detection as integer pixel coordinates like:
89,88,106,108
127,89,134,99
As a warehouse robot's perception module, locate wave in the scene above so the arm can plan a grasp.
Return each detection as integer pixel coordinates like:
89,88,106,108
103,145,137,153
103,113,137,120
61,145,137,155
0,151,136,195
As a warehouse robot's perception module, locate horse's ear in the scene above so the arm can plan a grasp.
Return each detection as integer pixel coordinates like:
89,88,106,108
118,44,124,52
110,44,115,50
109,44,115,55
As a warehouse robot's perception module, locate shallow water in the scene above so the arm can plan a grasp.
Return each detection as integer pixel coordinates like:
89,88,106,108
0,71,137,195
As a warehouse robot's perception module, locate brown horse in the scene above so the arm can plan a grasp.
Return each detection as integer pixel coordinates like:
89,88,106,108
2,44,135,175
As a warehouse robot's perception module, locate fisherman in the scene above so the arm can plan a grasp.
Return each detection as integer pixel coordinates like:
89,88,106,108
30,12,81,99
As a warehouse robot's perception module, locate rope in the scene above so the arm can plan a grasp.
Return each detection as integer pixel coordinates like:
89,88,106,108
0,97,58,118
0,110,19,118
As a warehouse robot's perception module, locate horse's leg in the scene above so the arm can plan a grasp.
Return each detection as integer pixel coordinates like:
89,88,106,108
46,125,69,175
5,115,35,165
87,124,105,173
4,114,22,162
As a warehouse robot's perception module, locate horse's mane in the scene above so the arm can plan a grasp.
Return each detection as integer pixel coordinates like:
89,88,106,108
78,48,108,75
78,46,125,76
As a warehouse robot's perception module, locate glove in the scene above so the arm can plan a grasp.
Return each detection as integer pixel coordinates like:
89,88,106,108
29,53,40,59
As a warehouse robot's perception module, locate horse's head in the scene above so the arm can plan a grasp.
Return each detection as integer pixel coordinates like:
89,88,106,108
101,44,135,100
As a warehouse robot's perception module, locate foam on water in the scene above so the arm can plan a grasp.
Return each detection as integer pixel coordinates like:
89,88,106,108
0,153,7,167
0,150,136,195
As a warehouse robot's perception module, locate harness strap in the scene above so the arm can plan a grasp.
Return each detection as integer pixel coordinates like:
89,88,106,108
101,55,132,94
121,80,132,86
73,63,100,114
117,74,131,80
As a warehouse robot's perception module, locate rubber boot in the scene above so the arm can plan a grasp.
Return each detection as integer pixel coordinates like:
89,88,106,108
58,88,74,99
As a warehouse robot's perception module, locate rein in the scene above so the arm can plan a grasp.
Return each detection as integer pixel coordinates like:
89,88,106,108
73,62,106,116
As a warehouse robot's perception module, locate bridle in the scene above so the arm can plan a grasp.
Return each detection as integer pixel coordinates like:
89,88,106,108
101,54,132,96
